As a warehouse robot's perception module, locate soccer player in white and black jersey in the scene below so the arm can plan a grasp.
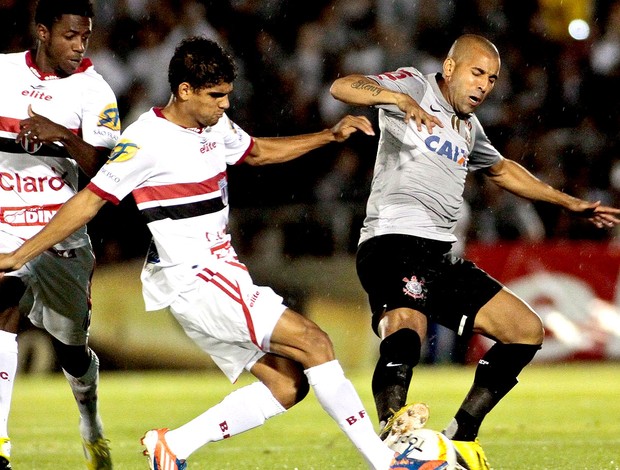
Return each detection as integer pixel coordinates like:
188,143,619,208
330,34,620,469
0,36,402,469
0,0,119,468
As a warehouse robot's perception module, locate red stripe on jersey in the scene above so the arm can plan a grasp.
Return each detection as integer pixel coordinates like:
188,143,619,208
132,172,227,204
0,115,78,135
86,182,121,205
0,116,21,133
236,138,254,165
197,268,259,347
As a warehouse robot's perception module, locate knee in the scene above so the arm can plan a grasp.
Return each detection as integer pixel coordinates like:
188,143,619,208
269,370,311,409
520,311,545,345
299,322,335,365
52,338,91,377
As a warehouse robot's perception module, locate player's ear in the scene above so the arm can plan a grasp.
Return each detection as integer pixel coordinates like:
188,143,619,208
443,58,455,78
35,24,50,43
177,82,192,101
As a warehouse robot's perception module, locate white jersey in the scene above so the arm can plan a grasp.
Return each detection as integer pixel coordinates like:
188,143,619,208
0,51,120,249
88,108,253,310
360,67,501,244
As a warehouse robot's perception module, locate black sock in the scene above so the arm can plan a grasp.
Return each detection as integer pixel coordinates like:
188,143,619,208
446,342,541,440
372,329,421,423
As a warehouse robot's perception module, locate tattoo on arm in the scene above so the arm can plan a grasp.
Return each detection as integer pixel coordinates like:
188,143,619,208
351,79,383,96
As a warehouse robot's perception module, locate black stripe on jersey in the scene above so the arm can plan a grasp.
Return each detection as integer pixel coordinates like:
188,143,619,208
0,136,71,158
141,197,225,222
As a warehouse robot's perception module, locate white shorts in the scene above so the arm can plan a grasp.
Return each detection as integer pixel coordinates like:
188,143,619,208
169,257,287,382
0,231,93,346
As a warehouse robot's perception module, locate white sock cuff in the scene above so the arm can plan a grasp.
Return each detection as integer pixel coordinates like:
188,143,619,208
0,331,17,354
248,381,287,418
304,360,344,387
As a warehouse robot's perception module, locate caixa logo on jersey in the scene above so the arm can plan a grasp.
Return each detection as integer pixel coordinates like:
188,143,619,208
0,204,63,226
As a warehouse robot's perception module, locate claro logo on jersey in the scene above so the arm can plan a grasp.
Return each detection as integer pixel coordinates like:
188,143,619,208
0,171,65,192
97,104,121,131
0,203,63,226
107,139,140,164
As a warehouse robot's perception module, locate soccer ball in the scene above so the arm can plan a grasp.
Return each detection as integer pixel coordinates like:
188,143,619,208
387,428,458,470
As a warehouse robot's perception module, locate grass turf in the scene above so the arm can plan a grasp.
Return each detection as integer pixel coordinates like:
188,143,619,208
9,362,620,469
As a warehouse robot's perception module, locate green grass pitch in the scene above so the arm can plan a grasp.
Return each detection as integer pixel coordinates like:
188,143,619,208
9,362,620,469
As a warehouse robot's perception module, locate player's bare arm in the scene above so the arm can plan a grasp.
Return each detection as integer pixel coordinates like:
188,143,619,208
330,74,443,133
16,104,109,177
486,157,620,228
244,115,374,166
0,188,106,274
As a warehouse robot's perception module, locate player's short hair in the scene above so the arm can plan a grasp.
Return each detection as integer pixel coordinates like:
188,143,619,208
34,0,95,29
168,36,238,95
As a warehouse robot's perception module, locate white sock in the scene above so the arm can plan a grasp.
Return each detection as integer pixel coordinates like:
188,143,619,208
305,360,394,470
165,381,285,460
0,332,17,438
63,350,103,442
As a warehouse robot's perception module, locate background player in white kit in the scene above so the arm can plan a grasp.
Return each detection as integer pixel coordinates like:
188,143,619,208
0,36,400,470
330,34,620,470
0,0,120,468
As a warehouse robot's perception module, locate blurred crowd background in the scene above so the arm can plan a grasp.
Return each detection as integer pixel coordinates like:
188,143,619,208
3,0,620,263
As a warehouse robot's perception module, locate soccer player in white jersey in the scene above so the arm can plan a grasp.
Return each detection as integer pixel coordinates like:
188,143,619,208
0,36,403,470
0,0,120,468
330,34,620,470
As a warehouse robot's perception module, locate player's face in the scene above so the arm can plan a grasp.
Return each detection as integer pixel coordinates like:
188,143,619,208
187,82,233,128
36,14,92,77
442,46,500,117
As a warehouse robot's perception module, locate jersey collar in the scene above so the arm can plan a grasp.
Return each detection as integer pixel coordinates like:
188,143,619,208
153,107,209,134
25,50,92,80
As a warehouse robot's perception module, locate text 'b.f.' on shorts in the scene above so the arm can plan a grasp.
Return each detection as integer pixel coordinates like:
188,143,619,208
356,234,502,337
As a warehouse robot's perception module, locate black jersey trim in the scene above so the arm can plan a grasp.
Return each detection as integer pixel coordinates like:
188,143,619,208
0,136,71,158
141,197,226,222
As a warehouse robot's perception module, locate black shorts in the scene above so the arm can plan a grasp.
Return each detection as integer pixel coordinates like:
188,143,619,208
356,234,502,337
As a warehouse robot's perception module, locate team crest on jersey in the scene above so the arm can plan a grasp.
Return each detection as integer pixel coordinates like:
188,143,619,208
19,134,43,154
218,178,229,205
402,275,427,300
97,104,121,131
107,139,139,163
451,115,472,145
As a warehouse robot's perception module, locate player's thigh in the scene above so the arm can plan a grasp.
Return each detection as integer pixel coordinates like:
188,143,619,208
26,246,94,345
474,287,544,345
269,308,335,367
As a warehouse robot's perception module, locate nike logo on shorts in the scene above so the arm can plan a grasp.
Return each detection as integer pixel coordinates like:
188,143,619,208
386,362,403,367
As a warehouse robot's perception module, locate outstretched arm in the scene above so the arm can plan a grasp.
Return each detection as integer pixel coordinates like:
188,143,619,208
0,188,107,273
330,74,442,133
486,157,620,228
16,105,109,177
244,114,374,166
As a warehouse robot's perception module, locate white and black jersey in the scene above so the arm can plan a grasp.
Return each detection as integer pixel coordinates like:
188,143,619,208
0,50,120,249
88,108,253,310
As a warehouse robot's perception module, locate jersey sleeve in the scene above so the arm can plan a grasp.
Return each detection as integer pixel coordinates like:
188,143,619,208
219,114,253,165
80,69,121,150
367,67,427,114
88,130,152,205
467,115,502,170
